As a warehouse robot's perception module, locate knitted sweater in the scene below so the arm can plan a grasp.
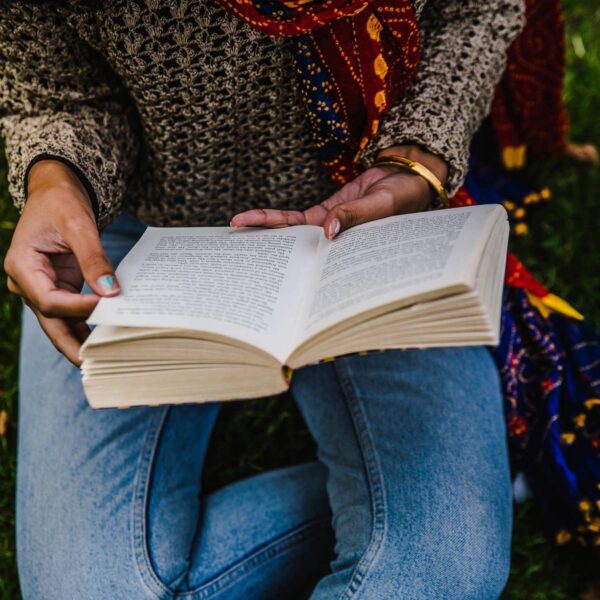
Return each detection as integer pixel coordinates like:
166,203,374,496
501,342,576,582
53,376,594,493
0,0,524,228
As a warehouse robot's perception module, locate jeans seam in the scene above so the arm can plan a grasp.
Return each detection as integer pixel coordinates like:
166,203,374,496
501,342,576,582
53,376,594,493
132,405,173,599
179,516,332,599
131,406,331,599
333,359,387,600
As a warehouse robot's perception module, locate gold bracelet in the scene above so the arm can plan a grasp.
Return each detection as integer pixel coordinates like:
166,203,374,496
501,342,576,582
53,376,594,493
371,155,449,208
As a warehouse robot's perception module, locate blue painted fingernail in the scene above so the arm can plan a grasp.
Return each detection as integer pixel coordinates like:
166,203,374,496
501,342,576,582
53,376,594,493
97,275,118,296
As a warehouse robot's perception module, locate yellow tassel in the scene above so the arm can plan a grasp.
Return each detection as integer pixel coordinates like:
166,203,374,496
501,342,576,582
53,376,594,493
542,293,584,320
502,144,527,169
526,292,551,318
526,291,584,321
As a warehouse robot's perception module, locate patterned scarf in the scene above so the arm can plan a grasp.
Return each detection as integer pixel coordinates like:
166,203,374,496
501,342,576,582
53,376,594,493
212,0,420,184
212,0,569,179
214,0,600,549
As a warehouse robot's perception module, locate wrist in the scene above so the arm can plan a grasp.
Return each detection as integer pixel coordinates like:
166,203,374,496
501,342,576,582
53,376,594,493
27,159,93,209
376,144,448,187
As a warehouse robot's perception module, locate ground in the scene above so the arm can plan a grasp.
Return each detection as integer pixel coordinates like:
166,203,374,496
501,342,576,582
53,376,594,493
0,2,599,598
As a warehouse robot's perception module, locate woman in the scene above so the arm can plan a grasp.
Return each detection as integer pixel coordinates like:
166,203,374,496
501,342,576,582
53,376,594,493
0,1,524,598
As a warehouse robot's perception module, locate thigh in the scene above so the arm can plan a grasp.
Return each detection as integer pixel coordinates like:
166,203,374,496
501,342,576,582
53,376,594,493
291,347,513,600
17,309,220,599
16,215,216,599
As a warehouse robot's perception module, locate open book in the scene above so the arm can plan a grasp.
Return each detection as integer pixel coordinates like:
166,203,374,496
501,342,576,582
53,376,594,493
81,205,509,408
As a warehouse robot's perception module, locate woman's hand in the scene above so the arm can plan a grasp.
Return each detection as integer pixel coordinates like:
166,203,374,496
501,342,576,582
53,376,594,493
231,145,448,239
3,160,119,365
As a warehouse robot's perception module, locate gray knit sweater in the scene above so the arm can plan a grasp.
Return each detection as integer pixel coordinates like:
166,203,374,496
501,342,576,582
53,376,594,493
0,0,524,228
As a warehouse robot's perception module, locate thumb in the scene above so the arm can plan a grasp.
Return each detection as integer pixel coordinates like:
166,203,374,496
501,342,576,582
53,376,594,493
64,219,120,297
322,189,397,240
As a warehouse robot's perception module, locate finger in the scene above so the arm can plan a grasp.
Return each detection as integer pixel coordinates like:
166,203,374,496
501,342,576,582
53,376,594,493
70,320,92,345
62,218,119,297
6,275,23,296
229,168,393,229
322,176,428,239
34,309,87,366
8,252,100,319
230,208,309,228
9,252,100,318
230,191,367,227
35,288,99,319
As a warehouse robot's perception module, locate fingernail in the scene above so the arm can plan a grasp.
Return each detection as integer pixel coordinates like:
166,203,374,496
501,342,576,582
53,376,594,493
327,219,341,239
97,275,119,296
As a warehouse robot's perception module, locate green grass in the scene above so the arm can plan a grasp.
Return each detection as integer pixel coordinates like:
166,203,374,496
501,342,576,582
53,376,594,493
1,2,599,598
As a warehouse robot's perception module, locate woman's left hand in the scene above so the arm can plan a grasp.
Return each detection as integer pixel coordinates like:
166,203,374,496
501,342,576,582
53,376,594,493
230,145,448,239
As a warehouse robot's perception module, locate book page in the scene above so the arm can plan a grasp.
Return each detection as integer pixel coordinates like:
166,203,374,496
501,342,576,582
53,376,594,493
296,205,504,344
88,225,323,362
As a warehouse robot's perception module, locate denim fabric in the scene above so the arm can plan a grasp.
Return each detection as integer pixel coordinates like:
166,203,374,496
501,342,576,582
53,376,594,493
16,214,513,599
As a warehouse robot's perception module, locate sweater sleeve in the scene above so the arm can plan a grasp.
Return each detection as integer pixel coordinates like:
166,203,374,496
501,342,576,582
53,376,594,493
360,0,526,196
0,3,140,229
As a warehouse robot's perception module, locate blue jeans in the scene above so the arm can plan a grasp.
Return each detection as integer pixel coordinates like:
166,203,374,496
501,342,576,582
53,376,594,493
16,214,513,599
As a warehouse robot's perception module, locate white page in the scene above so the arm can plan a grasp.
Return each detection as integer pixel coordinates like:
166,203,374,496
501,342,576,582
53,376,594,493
296,205,504,344
88,225,323,363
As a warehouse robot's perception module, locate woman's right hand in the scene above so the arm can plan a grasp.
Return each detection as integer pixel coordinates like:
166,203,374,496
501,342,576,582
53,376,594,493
3,160,120,365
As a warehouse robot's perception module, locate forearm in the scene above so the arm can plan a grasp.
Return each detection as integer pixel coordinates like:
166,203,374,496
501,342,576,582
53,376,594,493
0,2,140,229
361,0,526,195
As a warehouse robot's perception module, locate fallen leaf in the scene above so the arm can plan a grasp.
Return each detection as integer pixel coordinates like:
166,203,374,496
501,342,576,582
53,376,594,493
0,410,7,436
582,581,600,600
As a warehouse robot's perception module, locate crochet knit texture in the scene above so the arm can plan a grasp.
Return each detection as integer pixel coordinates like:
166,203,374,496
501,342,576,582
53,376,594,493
0,0,524,228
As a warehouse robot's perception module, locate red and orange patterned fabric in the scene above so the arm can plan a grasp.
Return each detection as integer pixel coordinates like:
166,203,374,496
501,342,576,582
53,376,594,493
491,0,570,168
213,0,421,184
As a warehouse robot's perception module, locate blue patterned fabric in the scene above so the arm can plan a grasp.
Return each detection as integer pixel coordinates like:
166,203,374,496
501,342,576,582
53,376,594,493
465,138,600,545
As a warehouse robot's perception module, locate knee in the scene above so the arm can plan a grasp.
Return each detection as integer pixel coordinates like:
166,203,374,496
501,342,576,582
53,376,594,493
394,517,510,600
432,526,511,600
421,527,511,600
356,509,512,600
